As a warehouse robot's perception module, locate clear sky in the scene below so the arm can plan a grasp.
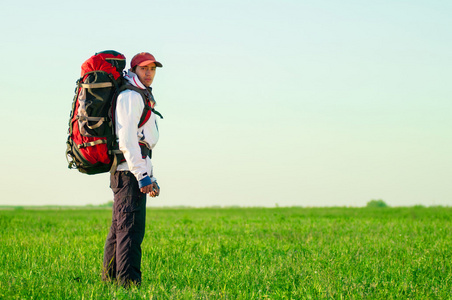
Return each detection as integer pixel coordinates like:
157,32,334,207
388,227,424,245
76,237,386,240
0,0,451,207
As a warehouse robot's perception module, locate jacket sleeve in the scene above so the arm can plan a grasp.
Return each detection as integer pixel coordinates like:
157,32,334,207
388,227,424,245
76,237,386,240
115,90,152,187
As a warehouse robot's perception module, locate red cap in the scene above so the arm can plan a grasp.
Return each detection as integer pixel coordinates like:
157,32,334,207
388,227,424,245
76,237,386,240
130,52,163,69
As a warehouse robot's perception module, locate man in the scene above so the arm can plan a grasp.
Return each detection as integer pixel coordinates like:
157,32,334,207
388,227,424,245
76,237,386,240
102,52,163,287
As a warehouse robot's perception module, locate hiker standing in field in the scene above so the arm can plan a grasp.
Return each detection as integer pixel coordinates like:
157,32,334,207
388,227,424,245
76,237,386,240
102,52,163,287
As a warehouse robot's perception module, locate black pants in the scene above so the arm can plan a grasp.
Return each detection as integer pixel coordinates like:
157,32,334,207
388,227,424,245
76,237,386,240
102,171,146,287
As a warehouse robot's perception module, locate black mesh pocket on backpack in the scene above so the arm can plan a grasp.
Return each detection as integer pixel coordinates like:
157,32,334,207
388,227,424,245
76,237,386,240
78,72,115,137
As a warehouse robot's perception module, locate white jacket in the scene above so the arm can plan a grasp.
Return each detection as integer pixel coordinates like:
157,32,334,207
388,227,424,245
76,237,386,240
115,70,159,186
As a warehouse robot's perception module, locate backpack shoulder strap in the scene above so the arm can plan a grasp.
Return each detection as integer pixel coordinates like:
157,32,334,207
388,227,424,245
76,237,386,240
118,84,163,128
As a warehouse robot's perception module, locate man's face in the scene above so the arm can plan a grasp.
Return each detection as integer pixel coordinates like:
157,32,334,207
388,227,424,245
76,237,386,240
135,62,156,87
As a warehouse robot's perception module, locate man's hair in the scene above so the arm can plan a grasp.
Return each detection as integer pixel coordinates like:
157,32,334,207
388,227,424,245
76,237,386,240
131,66,137,72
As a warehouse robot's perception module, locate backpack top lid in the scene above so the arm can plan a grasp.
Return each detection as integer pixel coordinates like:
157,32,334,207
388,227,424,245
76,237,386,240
81,50,126,80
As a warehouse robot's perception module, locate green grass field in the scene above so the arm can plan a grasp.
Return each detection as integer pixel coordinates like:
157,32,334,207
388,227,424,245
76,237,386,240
0,206,451,299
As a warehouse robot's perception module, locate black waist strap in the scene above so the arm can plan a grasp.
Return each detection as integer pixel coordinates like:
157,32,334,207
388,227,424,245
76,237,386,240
140,144,152,159
116,144,152,163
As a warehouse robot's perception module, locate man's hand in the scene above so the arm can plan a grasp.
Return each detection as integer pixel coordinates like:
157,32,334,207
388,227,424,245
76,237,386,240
149,182,160,197
140,182,160,197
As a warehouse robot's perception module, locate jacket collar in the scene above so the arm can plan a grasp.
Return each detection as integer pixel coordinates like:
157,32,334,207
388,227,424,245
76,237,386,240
124,70,147,90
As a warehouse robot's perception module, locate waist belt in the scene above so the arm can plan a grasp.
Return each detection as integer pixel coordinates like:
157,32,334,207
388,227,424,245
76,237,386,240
139,144,152,159
109,143,152,173
117,143,151,162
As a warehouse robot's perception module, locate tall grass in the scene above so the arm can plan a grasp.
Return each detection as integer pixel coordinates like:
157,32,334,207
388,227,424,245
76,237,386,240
0,207,451,299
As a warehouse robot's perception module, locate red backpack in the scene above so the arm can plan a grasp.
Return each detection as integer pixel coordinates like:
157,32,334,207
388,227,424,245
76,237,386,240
66,50,158,174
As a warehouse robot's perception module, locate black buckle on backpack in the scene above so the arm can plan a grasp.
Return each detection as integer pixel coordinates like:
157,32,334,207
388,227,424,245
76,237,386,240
140,144,152,159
